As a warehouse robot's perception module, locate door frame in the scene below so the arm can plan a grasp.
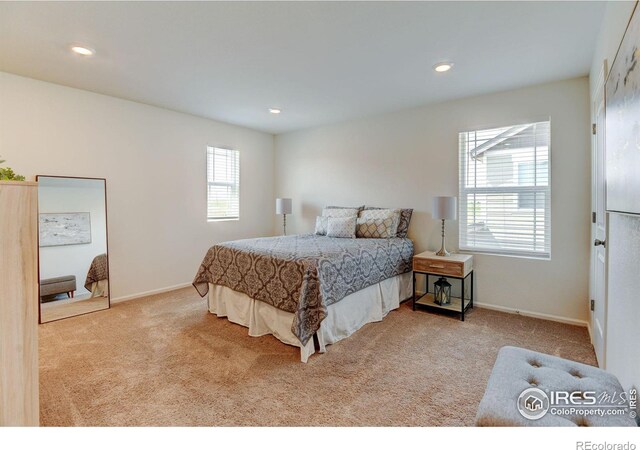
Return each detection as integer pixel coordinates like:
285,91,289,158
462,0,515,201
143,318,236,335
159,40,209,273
590,59,608,367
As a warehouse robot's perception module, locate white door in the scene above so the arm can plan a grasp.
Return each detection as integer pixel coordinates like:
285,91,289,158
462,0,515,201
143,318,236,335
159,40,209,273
590,61,607,367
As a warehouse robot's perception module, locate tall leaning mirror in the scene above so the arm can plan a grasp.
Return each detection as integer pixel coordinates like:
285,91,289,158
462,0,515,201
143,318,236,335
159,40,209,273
37,176,110,323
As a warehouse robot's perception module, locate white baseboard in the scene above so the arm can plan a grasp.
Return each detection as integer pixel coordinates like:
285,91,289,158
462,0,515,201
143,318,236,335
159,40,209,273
110,282,193,304
110,285,591,331
475,301,589,328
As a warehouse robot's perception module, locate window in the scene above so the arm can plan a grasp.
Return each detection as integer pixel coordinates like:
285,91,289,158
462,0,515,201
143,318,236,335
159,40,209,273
458,121,551,258
207,146,239,221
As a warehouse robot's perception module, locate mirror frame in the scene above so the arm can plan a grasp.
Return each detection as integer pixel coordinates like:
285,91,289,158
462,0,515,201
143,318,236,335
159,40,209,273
36,175,111,324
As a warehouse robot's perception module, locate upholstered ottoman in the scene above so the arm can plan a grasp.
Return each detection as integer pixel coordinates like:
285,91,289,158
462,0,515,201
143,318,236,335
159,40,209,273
40,275,76,299
476,346,637,427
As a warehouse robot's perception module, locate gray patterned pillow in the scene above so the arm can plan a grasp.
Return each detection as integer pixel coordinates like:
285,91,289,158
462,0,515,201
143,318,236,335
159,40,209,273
326,217,357,238
364,206,413,238
356,217,399,238
322,207,359,218
314,216,328,235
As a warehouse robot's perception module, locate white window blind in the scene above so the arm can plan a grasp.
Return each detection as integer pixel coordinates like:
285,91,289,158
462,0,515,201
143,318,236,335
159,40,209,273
458,121,551,258
207,146,239,220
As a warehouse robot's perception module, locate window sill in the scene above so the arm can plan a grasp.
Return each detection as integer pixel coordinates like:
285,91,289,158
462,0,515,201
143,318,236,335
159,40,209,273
207,218,239,223
458,249,551,261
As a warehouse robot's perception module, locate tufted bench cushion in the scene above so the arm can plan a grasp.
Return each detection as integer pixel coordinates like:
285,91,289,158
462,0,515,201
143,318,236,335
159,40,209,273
476,346,637,427
40,275,76,297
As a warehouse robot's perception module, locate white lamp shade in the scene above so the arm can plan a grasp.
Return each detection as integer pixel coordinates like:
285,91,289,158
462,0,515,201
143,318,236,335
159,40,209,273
432,196,457,220
275,198,292,215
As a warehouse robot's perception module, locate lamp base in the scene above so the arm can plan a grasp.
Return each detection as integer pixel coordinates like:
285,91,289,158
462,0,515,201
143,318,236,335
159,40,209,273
435,218,450,257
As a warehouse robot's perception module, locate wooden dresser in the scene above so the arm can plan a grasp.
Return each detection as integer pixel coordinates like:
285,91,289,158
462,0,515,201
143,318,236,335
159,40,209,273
0,180,39,426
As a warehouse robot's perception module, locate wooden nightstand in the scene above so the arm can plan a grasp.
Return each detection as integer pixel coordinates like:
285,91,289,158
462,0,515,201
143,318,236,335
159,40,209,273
412,251,474,321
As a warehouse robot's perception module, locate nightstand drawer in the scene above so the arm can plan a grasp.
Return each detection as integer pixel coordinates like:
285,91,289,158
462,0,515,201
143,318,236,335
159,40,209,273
413,258,463,277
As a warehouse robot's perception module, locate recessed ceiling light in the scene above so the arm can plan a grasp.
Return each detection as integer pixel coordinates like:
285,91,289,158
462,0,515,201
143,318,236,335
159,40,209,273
269,108,281,114
433,62,453,73
71,46,95,57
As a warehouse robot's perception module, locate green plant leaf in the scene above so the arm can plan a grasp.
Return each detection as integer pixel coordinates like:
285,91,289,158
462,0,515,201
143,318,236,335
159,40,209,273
0,166,26,181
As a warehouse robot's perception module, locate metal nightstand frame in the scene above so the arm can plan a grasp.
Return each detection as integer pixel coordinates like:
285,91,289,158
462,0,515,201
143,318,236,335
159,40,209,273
412,269,474,321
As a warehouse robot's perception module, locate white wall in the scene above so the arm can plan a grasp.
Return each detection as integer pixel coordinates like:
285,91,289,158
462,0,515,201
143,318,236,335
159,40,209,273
39,181,107,296
275,77,591,324
0,72,275,300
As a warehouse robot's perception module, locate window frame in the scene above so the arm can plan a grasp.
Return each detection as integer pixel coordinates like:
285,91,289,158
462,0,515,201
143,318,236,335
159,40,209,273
458,121,552,260
206,146,240,222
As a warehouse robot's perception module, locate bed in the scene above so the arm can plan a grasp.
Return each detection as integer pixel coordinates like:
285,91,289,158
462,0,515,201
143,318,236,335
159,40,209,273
193,234,414,361
84,253,109,298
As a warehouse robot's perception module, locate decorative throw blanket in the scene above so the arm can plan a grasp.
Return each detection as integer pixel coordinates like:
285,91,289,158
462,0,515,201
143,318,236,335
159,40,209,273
84,253,108,291
193,234,414,345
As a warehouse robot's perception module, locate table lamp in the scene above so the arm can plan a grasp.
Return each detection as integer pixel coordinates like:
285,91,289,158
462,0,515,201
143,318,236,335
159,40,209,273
432,196,457,256
276,198,292,235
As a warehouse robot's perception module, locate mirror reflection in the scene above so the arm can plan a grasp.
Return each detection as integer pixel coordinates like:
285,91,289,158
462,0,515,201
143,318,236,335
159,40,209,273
37,176,110,323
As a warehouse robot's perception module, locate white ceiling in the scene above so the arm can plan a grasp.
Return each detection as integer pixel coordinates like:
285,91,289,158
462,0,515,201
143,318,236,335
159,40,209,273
0,1,606,134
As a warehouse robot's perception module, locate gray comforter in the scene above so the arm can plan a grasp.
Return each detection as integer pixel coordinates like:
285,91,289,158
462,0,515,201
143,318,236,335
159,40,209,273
193,234,414,345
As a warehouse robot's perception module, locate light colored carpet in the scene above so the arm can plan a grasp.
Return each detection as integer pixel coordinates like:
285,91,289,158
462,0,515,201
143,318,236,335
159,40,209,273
39,287,596,426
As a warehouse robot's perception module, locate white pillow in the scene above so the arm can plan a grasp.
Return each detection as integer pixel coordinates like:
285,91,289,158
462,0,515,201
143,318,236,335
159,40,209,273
314,216,328,235
322,207,359,218
326,217,357,238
